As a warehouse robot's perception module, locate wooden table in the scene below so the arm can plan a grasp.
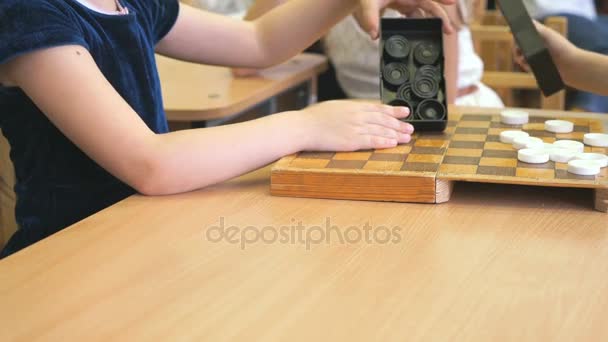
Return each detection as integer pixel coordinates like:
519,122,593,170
157,53,328,123
1,107,608,341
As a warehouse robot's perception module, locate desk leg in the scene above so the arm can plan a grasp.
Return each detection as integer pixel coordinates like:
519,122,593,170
595,189,608,213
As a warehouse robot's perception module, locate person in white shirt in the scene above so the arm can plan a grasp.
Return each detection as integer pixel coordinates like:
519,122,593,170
523,0,608,113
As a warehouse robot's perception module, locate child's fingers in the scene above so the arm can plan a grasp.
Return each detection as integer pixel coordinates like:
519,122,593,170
355,0,380,39
365,112,415,134
364,103,411,118
363,124,401,139
418,1,454,34
362,135,399,149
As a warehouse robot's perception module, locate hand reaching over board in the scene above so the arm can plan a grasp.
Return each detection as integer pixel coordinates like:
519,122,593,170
296,100,414,151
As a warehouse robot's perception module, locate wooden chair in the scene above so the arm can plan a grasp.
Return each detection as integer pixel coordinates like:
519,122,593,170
0,133,16,248
470,7,568,110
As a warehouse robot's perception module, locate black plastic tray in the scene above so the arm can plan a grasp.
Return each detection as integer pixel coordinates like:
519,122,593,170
380,18,448,132
496,0,565,97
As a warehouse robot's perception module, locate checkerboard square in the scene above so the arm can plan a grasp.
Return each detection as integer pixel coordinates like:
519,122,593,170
290,158,330,169
477,166,516,176
419,132,451,140
461,114,493,121
516,168,555,179
455,127,489,134
555,170,595,181
443,156,481,165
528,117,549,123
449,141,485,149
327,160,367,169
370,153,407,162
334,152,373,161
377,145,412,154
411,146,446,155
486,135,501,142
452,134,488,142
457,121,492,128
516,161,555,169
446,148,484,157
484,142,513,151
483,150,518,158
479,157,518,168
525,129,553,137
439,164,478,174
363,161,404,171
556,132,585,141
490,121,523,129
401,162,440,172
406,154,443,163
415,139,448,148
488,128,510,135
523,123,545,131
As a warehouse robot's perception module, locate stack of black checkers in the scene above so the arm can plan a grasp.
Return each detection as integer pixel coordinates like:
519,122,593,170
380,18,448,131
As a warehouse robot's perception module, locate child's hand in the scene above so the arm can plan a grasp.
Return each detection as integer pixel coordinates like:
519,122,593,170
355,0,456,39
515,21,578,78
297,100,414,151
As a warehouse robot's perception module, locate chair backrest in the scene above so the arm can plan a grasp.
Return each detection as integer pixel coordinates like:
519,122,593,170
0,133,17,249
470,9,568,110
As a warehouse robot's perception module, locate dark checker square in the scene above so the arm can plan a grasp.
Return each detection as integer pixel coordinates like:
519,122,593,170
517,161,555,169
486,135,501,142
299,152,335,159
455,127,490,134
443,156,481,165
369,153,408,162
449,141,485,149
573,125,590,133
461,114,493,121
419,132,452,140
483,150,518,158
490,122,521,128
555,170,596,181
525,129,554,137
401,162,440,172
477,166,517,177
326,160,367,169
529,116,550,123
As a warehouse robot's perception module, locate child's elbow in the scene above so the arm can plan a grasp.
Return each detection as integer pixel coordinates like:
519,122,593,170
129,159,180,196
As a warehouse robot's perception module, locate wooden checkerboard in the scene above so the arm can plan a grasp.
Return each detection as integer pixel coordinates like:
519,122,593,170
271,113,608,212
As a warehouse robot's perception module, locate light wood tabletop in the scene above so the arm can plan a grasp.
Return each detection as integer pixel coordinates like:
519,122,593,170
1,107,607,341
157,53,328,122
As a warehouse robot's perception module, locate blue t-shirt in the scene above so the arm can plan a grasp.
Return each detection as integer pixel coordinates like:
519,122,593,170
0,0,179,257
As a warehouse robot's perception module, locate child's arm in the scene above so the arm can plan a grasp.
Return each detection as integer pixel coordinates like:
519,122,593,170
156,0,454,68
0,45,413,195
516,22,608,96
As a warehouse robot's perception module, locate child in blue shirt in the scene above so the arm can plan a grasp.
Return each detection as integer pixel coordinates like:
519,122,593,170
0,0,453,257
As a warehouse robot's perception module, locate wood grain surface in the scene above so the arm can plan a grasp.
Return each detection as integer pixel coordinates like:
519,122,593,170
1,148,608,341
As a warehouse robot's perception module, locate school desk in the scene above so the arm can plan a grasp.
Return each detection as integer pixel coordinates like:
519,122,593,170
0,106,607,341
156,53,328,126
